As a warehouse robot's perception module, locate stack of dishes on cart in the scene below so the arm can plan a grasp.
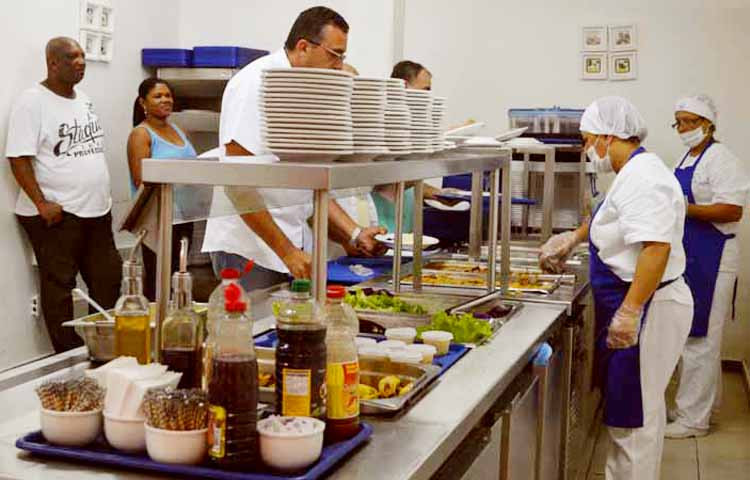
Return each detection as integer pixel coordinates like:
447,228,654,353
431,96,448,151
405,89,436,154
384,79,413,157
349,77,390,161
260,67,354,162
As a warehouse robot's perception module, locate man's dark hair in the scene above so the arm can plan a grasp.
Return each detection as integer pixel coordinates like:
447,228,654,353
391,60,429,83
284,6,349,51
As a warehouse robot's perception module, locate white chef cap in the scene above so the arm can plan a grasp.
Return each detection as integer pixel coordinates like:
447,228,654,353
674,94,717,124
579,96,648,141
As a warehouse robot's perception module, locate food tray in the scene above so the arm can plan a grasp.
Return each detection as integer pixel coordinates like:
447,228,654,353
422,260,576,283
400,272,561,295
16,423,372,480
253,331,469,415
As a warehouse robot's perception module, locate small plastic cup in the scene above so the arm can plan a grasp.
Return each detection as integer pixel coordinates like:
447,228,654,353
407,344,437,364
378,339,406,350
388,350,423,365
385,327,417,344
354,337,377,348
421,331,453,355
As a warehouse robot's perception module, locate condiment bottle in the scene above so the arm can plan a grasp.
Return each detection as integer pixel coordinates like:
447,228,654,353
114,258,151,364
275,279,327,419
160,238,202,388
202,267,250,390
207,284,258,469
325,285,360,441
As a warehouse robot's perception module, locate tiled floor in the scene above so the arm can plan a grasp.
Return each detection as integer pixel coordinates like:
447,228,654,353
585,369,750,479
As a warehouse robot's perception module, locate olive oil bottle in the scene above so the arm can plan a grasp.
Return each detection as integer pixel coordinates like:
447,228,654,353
114,258,151,364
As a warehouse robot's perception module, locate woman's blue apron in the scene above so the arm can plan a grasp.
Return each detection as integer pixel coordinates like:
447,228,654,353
674,140,735,337
590,146,676,428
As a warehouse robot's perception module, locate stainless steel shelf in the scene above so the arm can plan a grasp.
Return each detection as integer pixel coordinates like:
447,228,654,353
156,67,237,98
142,151,511,190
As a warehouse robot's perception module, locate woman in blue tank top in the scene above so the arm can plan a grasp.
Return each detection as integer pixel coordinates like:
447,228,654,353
127,78,197,300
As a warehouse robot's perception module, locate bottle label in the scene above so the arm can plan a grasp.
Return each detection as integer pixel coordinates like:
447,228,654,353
207,405,226,458
326,361,359,420
282,368,312,416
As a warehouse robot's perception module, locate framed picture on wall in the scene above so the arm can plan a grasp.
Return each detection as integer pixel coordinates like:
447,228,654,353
609,52,637,80
99,34,113,62
80,0,98,30
79,29,100,61
581,26,607,52
581,53,608,80
608,24,637,51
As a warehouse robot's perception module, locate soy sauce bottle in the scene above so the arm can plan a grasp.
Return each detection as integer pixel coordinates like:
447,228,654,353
207,284,258,469
275,279,327,419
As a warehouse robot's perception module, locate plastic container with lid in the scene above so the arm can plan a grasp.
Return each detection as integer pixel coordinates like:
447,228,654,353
354,337,377,348
407,344,437,364
378,339,406,351
357,345,388,360
421,331,453,355
385,327,416,344
388,350,422,365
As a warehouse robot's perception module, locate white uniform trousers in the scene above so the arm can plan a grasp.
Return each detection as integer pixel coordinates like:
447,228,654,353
606,296,692,480
674,271,736,430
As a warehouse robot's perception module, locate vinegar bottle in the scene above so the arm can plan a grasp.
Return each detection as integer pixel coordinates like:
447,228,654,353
114,259,151,364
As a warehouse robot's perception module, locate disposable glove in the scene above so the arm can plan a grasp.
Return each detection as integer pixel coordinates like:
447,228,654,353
539,231,578,273
607,303,643,349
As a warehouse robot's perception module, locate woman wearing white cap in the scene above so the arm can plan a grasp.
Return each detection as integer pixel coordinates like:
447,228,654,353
667,95,749,438
540,96,693,479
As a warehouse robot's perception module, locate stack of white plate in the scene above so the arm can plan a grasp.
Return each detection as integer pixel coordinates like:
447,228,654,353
260,67,354,161
431,97,447,152
384,79,412,156
405,89,435,154
351,77,389,158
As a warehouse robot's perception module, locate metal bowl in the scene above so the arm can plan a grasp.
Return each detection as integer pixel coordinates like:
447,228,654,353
62,302,207,362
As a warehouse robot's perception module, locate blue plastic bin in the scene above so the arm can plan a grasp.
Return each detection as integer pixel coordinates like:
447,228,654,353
141,48,193,67
192,46,269,68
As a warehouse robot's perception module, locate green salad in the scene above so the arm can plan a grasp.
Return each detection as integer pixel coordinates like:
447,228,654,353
344,289,428,315
417,311,493,344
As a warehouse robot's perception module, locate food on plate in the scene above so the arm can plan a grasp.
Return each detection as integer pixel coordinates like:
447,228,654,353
418,311,492,344
424,262,487,273
258,372,275,388
406,273,554,292
357,384,379,400
378,375,401,398
344,289,428,315
398,382,415,396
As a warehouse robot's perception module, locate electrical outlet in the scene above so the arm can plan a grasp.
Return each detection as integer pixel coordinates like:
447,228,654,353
30,295,40,319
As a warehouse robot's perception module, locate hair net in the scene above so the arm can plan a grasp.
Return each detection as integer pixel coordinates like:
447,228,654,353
674,94,717,124
579,96,648,141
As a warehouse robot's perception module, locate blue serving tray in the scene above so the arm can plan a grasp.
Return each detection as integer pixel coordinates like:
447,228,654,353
327,256,410,285
141,48,193,67
16,422,372,480
254,330,470,378
192,46,269,68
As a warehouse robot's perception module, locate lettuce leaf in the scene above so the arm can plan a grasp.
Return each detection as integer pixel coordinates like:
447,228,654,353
417,311,493,344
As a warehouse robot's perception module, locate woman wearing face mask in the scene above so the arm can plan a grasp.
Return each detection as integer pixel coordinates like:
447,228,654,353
540,97,693,480
666,95,749,439
127,78,197,300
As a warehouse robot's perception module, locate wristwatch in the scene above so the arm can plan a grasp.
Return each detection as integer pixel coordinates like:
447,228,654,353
349,226,362,246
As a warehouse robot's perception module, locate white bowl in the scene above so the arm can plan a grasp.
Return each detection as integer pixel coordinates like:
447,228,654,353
385,327,417,344
421,331,453,355
104,412,146,452
40,408,102,447
145,425,207,465
258,416,325,471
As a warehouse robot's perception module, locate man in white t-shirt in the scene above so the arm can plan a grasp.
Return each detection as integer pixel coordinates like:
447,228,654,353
5,37,122,352
202,6,386,291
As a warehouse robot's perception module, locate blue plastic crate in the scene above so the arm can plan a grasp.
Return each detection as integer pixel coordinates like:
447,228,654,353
192,46,269,68
141,48,193,67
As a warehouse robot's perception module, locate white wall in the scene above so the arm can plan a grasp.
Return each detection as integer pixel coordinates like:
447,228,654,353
176,0,396,78
401,0,750,360
0,0,180,369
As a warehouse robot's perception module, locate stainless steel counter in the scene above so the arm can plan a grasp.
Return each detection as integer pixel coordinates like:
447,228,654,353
0,302,566,480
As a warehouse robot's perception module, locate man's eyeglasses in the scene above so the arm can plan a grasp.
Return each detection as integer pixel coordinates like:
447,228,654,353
305,38,346,62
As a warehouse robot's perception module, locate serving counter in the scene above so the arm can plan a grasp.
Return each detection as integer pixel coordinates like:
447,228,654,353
0,298,567,480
